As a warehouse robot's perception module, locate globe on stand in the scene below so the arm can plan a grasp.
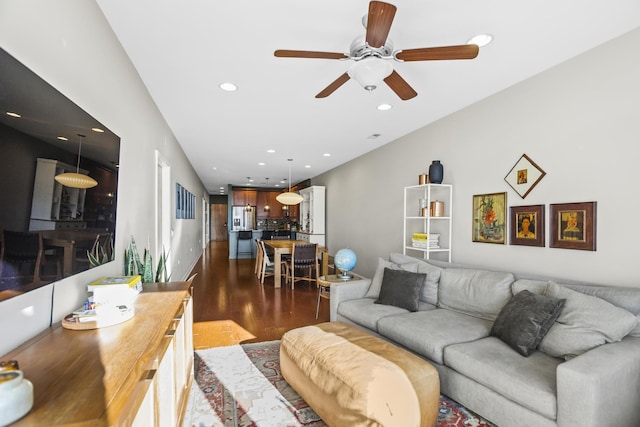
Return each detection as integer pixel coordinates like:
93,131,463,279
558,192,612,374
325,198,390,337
334,248,357,279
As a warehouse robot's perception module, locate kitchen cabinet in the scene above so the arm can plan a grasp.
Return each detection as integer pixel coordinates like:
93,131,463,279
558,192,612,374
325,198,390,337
232,189,257,206
403,184,452,262
298,186,325,244
257,191,283,218
5,282,194,426
29,158,88,230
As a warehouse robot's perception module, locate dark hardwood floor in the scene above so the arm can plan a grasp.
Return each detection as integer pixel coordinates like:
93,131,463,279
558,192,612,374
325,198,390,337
189,240,329,348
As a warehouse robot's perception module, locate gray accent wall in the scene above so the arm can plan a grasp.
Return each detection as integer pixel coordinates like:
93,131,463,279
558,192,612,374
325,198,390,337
314,27,640,288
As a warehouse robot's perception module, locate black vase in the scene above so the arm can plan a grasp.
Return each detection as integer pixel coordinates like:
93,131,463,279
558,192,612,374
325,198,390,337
429,160,443,184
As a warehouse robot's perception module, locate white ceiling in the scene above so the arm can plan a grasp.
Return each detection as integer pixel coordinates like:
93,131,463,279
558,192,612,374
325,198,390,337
96,0,640,195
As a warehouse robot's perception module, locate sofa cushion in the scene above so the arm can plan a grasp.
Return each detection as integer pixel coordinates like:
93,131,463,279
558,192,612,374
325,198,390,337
337,298,409,331
377,309,492,364
364,258,418,299
491,290,566,357
444,337,562,420
389,253,442,305
540,282,638,359
438,268,515,321
375,268,425,312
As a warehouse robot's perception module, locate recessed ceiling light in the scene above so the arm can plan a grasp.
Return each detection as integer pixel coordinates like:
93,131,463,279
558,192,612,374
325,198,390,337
219,82,238,91
57,136,68,141
219,187,224,190
468,34,493,47
305,165,311,168
323,153,331,157
377,104,392,111
368,133,381,139
267,149,276,153
91,127,104,133
6,111,21,118
258,162,265,166
212,166,217,170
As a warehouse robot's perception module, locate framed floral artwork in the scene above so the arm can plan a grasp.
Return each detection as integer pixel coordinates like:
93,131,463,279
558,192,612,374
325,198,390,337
472,192,507,244
504,154,546,199
510,205,545,247
550,202,597,251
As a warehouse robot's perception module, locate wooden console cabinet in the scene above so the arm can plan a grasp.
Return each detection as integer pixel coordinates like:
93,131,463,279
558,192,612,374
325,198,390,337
4,282,194,426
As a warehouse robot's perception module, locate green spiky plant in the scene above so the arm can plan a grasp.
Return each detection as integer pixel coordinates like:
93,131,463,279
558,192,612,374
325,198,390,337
124,236,171,283
87,235,115,267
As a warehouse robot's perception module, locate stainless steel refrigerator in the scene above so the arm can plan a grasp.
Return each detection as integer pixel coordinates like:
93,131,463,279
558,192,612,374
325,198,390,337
231,206,256,230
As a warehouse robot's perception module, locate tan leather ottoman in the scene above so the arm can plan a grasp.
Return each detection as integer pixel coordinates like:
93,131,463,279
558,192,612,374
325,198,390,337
280,322,439,427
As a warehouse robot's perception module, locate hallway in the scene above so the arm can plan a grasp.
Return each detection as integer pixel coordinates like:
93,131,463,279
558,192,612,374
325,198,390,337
189,240,330,348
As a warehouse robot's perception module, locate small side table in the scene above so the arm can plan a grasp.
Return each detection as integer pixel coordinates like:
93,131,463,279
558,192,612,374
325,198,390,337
316,274,362,319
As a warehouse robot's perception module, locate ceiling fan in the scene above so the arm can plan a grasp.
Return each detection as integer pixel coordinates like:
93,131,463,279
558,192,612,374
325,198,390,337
274,1,479,101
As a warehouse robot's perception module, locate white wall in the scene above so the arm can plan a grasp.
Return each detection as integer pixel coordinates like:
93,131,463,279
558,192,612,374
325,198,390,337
0,0,206,355
315,27,640,288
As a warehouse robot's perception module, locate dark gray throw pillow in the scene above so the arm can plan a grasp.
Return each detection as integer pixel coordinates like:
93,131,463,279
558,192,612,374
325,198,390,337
374,268,425,312
491,290,565,357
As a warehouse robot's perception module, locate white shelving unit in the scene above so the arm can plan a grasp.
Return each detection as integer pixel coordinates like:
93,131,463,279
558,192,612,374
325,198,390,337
403,184,452,262
298,185,325,246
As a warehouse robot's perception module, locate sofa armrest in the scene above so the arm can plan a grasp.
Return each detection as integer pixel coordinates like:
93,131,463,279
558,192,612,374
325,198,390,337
329,278,371,322
556,336,640,427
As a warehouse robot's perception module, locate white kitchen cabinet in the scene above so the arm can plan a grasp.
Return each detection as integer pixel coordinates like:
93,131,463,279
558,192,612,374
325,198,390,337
403,184,452,262
298,186,325,245
29,158,88,230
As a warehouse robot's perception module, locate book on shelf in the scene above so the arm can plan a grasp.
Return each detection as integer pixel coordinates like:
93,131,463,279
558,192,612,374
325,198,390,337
411,232,440,241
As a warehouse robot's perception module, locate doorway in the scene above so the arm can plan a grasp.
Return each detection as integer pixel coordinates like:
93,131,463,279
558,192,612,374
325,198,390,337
210,203,228,241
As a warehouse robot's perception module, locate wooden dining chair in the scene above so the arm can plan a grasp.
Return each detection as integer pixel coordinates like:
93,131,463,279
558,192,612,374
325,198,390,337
254,239,263,278
285,243,319,289
0,230,44,285
258,240,286,284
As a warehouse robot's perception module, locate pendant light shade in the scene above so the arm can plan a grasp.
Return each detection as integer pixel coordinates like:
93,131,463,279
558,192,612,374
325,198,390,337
276,159,303,206
55,134,98,189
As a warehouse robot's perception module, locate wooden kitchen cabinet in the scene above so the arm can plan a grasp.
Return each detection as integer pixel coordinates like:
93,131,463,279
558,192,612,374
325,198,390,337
232,189,257,206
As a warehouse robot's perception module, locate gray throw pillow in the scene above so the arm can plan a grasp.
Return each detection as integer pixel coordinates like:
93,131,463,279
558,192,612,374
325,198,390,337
364,258,418,299
491,290,565,357
374,268,425,312
540,282,638,359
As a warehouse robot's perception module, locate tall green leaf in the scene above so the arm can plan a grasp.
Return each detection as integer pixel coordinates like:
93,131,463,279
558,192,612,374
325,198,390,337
142,248,153,283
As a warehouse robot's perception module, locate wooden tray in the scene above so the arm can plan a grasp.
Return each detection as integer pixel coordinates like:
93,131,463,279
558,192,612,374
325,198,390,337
62,307,134,330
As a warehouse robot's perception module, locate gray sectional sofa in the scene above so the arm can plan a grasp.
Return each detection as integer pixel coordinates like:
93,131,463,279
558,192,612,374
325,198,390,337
329,253,640,427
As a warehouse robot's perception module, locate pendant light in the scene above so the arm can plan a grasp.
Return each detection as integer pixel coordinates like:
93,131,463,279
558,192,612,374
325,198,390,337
55,133,98,189
276,159,303,205
264,178,271,212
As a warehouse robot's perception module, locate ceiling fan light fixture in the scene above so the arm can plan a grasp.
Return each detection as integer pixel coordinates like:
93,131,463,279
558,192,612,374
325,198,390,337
467,34,493,47
348,57,393,92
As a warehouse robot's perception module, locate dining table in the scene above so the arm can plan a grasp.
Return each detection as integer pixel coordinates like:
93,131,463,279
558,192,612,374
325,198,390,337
263,239,328,288
40,230,101,277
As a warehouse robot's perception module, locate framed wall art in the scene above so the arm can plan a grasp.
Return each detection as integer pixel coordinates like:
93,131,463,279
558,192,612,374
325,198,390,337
504,154,546,199
472,192,507,244
550,202,597,251
510,205,545,247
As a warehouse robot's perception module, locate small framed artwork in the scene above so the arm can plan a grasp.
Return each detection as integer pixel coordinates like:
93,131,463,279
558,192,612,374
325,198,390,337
472,192,507,244
504,154,546,199
550,202,597,251
510,205,545,247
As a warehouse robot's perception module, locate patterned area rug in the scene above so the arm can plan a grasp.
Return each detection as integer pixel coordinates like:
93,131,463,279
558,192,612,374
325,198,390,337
183,340,495,427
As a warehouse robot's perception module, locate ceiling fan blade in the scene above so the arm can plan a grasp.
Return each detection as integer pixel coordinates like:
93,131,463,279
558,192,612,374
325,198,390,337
365,1,397,48
274,50,348,60
384,70,417,100
316,73,351,98
395,44,480,62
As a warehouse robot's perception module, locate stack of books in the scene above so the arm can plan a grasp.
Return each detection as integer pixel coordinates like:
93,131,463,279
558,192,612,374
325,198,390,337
71,276,142,323
411,233,440,249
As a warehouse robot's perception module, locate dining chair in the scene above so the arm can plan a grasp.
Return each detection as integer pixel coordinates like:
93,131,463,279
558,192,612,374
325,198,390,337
0,230,44,285
258,240,286,284
254,238,263,278
285,243,319,289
